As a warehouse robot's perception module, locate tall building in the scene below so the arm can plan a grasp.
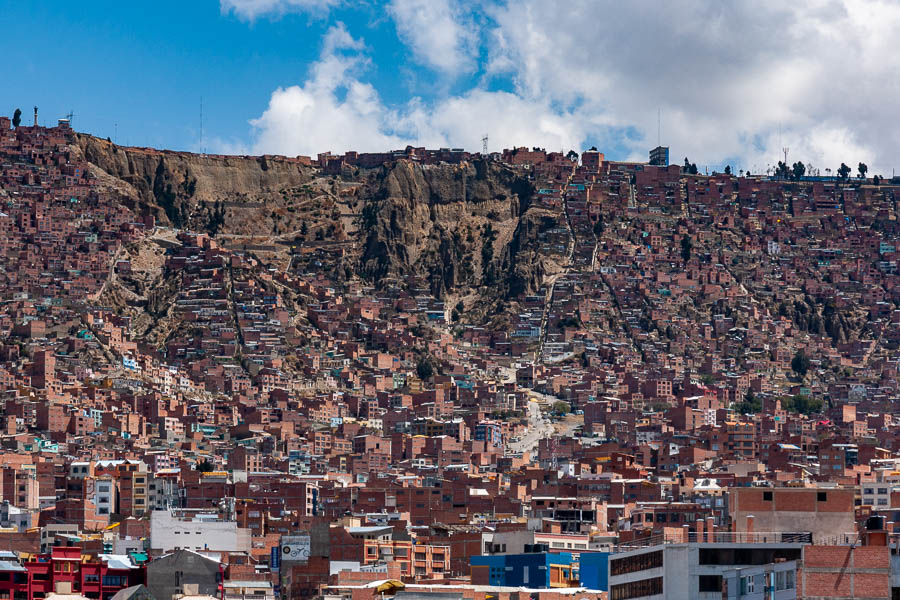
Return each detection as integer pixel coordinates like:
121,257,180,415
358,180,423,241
649,146,669,166
607,538,803,599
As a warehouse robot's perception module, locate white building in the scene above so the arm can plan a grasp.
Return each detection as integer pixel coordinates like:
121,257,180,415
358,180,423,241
859,483,895,509
608,539,803,600
223,581,275,600
150,510,251,553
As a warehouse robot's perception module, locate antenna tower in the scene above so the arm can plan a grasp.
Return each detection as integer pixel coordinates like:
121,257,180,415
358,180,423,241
657,107,661,146
482,134,488,155
200,97,204,155
65,111,74,128
783,147,789,165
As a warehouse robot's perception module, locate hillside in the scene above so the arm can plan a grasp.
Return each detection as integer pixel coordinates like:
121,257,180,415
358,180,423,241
74,135,557,311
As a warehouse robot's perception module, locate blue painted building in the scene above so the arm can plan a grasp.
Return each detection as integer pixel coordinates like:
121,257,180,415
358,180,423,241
471,552,577,588
474,421,504,447
578,552,610,591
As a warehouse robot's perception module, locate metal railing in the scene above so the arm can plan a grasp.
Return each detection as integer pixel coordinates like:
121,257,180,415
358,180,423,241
615,531,813,551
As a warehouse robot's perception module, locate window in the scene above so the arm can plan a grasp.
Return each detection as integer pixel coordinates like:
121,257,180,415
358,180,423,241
698,575,722,592
610,577,663,600
610,551,663,576
102,575,126,587
53,562,76,573
878,488,888,495
763,491,773,501
817,492,827,502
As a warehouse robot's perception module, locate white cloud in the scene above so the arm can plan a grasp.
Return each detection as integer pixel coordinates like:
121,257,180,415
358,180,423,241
388,0,478,76
483,0,900,175
238,0,900,176
402,91,591,153
240,23,593,157
247,24,410,156
220,0,338,21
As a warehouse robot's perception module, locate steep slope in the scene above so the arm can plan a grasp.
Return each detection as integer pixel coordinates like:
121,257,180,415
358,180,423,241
357,159,544,298
77,135,557,308
74,134,317,235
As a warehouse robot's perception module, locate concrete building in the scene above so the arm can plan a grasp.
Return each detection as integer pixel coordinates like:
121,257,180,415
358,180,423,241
860,482,895,509
0,501,32,531
145,549,222,600
649,147,669,167
149,509,251,553
720,561,797,599
223,580,275,600
482,530,591,556
607,539,803,600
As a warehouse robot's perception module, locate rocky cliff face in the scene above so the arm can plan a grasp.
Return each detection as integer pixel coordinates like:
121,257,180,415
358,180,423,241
357,159,544,298
75,134,316,233
75,135,557,306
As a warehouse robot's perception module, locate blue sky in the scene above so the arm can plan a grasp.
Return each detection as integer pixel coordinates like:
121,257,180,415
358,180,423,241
3,1,899,175
2,2,407,149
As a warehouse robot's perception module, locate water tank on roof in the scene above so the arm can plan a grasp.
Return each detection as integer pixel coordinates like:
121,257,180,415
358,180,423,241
866,515,886,531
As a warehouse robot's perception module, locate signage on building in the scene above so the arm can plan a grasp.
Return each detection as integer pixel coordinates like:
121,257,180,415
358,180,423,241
280,535,311,563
